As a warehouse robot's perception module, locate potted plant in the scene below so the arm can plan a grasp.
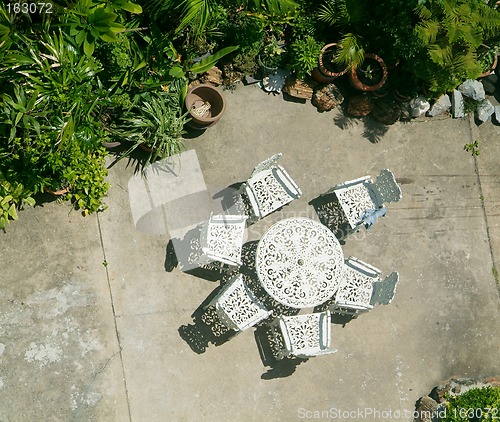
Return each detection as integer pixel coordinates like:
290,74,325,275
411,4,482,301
349,53,388,92
312,43,350,82
116,92,189,162
258,35,286,75
185,84,226,129
288,36,323,80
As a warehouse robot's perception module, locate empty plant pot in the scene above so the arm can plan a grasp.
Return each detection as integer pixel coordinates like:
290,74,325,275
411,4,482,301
185,84,226,129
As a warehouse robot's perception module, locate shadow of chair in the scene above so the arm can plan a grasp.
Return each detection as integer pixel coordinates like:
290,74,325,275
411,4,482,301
178,273,273,354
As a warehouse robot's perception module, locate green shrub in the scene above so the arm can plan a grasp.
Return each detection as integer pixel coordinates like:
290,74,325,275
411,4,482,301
0,169,35,230
288,35,322,79
443,386,500,421
115,91,188,164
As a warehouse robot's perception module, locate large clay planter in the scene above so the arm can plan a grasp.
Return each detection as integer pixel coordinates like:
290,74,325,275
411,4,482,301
185,84,226,129
349,53,388,92
312,43,349,83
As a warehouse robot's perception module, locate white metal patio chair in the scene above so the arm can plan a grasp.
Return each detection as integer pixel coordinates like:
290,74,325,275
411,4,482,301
269,310,336,360
198,213,248,267
236,153,302,221
206,274,272,332
327,169,402,229
329,256,382,318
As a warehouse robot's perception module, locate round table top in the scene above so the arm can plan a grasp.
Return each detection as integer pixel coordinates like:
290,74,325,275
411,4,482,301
256,218,344,309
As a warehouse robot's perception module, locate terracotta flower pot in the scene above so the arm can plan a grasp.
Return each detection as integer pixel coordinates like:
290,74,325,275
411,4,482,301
315,43,349,80
349,53,388,92
185,84,226,129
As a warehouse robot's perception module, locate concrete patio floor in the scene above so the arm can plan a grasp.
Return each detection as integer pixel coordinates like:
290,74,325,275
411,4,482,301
1,84,499,421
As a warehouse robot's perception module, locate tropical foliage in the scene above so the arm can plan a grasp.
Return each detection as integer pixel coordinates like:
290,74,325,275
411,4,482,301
2,0,500,227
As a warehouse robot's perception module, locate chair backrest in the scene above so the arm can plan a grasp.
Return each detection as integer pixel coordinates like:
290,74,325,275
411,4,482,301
370,271,400,306
250,153,283,177
369,169,402,205
200,214,248,266
213,275,271,331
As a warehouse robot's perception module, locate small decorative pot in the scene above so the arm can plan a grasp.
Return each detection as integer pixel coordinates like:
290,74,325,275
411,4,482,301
185,84,226,129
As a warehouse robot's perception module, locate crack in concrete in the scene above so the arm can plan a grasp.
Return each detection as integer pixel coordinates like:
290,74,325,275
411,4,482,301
468,115,500,298
96,214,132,422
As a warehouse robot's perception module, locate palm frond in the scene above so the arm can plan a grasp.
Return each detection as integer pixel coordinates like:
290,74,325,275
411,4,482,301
336,33,364,68
317,1,338,26
176,0,218,38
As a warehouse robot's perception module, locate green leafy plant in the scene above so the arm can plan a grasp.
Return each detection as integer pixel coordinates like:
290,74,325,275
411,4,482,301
443,386,500,421
63,0,142,56
464,140,480,156
0,169,35,230
259,34,285,70
116,92,189,163
413,0,500,96
0,85,46,141
65,145,109,215
288,35,322,79
317,0,368,69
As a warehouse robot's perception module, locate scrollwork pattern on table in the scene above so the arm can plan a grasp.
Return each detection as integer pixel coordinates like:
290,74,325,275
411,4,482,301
256,218,344,308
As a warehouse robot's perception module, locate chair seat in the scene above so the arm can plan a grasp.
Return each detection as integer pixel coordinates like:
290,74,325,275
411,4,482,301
210,275,271,332
272,311,336,359
246,165,301,219
330,257,381,316
334,181,376,229
200,214,247,266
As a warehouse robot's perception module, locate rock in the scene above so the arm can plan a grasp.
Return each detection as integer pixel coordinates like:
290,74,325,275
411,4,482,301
347,95,373,117
484,377,500,387
201,66,223,86
409,95,430,118
371,98,401,124
458,79,486,101
427,94,451,117
495,106,500,124
477,99,495,122
312,83,344,111
283,78,317,100
451,90,465,118
481,78,496,94
430,383,452,403
415,396,439,422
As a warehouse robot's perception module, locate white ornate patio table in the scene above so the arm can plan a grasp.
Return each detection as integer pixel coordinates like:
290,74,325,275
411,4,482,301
256,218,344,309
